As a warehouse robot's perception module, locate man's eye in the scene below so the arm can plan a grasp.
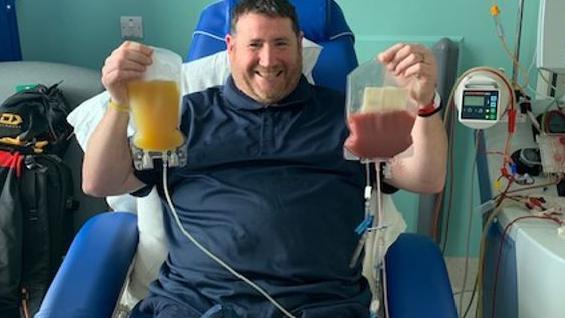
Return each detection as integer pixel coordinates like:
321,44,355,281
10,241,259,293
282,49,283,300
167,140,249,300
249,43,261,49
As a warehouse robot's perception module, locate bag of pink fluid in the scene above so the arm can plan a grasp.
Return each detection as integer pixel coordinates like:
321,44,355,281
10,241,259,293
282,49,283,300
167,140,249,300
344,60,417,161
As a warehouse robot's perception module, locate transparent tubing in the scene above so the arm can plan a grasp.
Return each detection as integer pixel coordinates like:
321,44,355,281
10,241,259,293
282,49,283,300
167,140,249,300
374,163,390,318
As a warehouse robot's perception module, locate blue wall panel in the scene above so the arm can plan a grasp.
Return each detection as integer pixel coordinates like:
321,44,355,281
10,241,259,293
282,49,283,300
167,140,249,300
0,0,22,61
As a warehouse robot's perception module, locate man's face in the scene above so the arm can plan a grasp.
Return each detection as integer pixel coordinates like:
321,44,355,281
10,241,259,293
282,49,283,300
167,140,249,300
226,13,303,105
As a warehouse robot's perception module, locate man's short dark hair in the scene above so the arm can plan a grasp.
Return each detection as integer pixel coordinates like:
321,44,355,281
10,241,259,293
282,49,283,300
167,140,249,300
230,0,300,35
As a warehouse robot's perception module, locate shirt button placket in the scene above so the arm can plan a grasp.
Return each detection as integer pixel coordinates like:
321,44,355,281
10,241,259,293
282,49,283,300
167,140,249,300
263,109,274,153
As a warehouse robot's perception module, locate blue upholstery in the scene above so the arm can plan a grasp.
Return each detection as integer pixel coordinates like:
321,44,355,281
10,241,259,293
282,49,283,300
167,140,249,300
35,213,138,318
386,233,458,318
36,1,457,317
187,0,357,93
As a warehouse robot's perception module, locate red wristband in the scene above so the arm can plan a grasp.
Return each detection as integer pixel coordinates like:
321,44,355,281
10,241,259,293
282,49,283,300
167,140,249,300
417,91,442,117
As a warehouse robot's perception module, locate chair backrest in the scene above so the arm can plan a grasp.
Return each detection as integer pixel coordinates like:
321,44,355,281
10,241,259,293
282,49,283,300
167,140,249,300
186,0,358,93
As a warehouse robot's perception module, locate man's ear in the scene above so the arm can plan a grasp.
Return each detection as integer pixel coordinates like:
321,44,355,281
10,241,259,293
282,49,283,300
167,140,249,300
297,31,304,51
226,34,234,53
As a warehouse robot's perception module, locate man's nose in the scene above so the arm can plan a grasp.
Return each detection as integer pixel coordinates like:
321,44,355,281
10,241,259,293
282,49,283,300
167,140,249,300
258,45,277,67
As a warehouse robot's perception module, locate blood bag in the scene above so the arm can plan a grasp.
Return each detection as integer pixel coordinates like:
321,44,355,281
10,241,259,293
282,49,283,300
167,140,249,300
345,59,417,161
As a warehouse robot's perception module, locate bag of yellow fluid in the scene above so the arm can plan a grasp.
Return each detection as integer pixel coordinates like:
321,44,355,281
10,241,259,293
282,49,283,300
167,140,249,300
344,59,417,161
128,47,187,170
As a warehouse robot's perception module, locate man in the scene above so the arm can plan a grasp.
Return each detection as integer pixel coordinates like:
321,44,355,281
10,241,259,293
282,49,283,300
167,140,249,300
83,0,447,317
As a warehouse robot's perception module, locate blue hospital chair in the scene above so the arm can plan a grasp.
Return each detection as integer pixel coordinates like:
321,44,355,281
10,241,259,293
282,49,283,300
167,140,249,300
35,1,457,317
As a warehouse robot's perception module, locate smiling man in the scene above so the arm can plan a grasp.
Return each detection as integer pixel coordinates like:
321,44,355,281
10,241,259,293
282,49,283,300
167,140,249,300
226,7,303,105
83,0,447,317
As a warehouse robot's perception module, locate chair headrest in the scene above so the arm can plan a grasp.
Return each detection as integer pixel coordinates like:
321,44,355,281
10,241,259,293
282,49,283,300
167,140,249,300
188,0,354,60
187,0,358,93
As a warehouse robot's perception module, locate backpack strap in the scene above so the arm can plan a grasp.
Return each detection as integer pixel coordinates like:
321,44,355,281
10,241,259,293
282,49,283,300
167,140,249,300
21,156,38,221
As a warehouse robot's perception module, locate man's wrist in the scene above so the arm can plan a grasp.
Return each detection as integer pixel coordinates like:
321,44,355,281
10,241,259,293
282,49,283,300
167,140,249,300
417,91,442,117
108,99,130,113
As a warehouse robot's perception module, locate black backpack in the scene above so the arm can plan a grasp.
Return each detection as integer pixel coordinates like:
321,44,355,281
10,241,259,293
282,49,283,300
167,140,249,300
0,83,73,156
0,84,77,317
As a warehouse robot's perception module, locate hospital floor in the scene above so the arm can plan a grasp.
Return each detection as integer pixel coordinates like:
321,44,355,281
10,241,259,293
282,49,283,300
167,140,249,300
445,257,479,318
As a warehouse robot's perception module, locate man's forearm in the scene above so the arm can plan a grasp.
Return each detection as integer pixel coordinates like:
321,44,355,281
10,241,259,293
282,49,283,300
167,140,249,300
82,107,142,197
387,113,447,193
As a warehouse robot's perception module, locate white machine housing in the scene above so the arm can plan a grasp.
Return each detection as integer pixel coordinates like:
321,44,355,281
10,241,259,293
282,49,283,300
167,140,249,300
454,71,511,129
537,0,565,73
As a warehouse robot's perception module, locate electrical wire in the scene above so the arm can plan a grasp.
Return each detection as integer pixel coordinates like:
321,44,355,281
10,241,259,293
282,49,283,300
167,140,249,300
474,206,503,318
162,162,297,318
440,85,457,254
462,276,478,318
458,130,481,315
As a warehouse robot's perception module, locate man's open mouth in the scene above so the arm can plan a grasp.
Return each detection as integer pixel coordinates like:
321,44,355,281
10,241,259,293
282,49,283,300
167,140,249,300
255,70,283,79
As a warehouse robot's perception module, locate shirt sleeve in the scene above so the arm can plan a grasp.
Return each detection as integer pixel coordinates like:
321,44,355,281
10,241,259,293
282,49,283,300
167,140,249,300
130,163,162,197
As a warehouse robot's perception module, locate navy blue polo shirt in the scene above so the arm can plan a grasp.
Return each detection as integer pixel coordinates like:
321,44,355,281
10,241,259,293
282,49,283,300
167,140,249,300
132,76,395,318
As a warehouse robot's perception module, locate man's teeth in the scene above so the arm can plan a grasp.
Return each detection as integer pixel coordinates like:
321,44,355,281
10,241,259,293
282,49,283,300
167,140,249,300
256,71,282,78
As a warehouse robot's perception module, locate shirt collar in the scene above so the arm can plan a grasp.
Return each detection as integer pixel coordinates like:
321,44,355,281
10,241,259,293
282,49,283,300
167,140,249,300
223,75,312,110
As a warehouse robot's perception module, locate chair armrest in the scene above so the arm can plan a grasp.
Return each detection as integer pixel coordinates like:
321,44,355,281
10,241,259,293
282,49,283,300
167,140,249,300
385,233,458,318
35,212,138,318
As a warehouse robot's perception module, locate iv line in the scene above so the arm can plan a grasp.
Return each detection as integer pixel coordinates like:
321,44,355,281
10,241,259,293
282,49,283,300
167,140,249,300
162,162,296,318
358,161,391,318
374,162,390,318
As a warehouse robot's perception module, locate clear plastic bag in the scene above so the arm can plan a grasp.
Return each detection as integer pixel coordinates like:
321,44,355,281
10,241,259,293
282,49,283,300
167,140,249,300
345,59,417,161
128,47,187,170
128,47,184,152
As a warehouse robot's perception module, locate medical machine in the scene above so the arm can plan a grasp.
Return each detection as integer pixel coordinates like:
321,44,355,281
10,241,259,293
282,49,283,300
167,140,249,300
536,0,565,73
453,68,513,130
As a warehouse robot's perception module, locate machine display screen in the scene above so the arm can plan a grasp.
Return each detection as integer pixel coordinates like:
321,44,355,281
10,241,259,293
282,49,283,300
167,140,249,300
460,90,499,121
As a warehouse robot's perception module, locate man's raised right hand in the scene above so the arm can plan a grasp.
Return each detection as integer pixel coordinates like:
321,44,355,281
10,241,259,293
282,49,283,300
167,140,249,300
101,41,153,106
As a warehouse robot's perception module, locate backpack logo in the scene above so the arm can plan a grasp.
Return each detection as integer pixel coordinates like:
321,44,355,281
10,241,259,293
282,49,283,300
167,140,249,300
0,113,23,126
